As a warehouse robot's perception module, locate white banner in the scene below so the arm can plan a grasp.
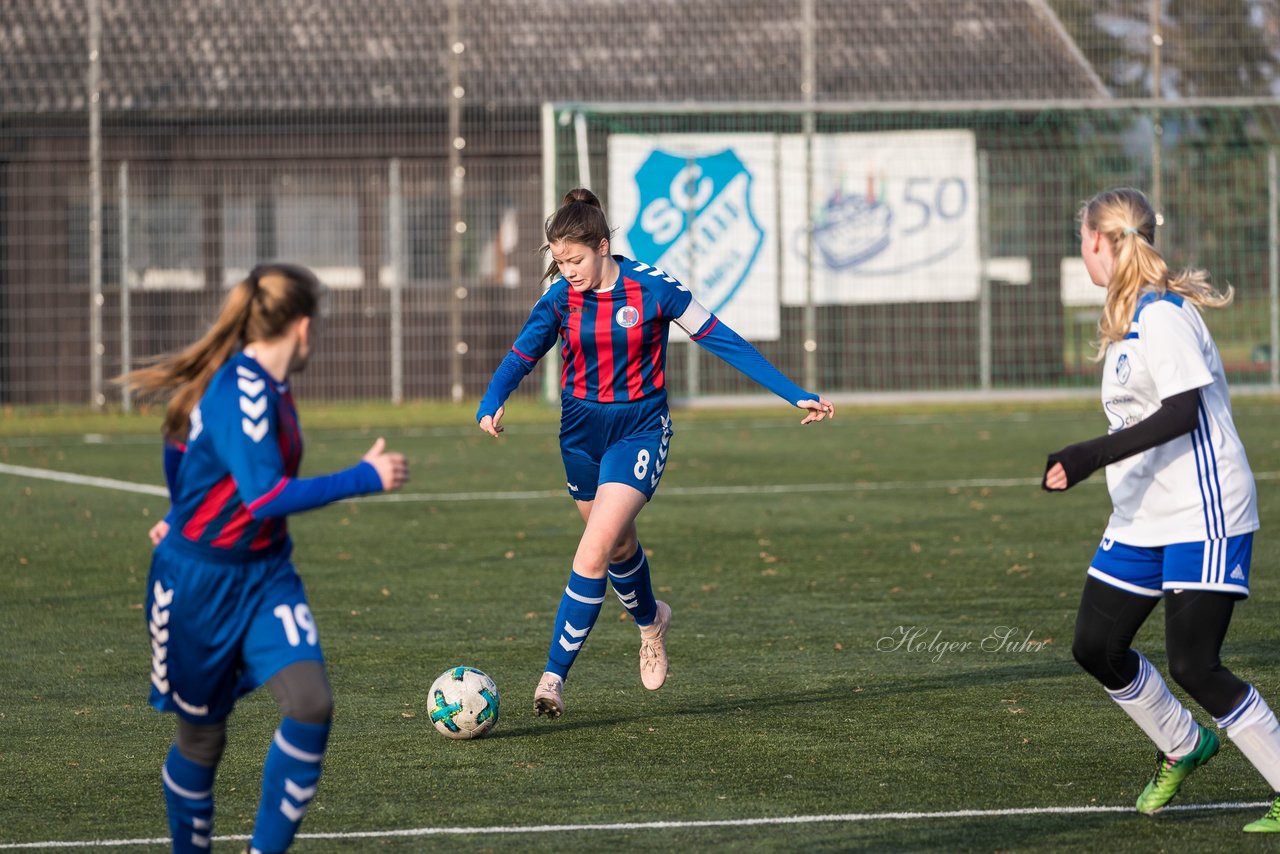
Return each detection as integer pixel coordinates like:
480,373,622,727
779,130,981,305
608,134,780,340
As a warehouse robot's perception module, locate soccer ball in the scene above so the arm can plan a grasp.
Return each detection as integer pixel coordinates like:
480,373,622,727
428,666,500,739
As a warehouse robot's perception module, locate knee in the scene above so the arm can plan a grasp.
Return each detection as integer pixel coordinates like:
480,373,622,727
269,661,335,725
175,719,227,767
1167,651,1214,697
609,537,638,565
1072,625,1129,688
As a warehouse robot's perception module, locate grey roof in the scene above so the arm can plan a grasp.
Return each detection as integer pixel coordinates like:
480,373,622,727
0,0,1108,115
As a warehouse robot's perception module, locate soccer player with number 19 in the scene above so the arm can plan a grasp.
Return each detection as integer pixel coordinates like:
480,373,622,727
119,264,408,853
476,188,835,719
1043,188,1280,832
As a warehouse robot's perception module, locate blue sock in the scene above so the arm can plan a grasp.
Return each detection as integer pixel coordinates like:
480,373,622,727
608,543,658,626
162,744,216,853
545,571,607,679
249,717,330,854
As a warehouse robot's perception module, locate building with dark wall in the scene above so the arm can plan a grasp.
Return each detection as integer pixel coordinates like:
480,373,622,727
0,0,1109,404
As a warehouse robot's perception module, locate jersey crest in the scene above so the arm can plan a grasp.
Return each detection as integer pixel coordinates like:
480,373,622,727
624,147,764,314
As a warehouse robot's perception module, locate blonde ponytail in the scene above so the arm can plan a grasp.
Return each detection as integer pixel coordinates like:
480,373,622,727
1084,188,1232,361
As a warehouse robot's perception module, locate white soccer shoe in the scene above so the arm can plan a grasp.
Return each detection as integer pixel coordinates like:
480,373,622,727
639,600,672,690
533,671,564,718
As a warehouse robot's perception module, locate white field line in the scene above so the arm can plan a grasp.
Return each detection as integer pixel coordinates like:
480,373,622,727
0,463,167,497
0,800,1270,849
5,462,1280,504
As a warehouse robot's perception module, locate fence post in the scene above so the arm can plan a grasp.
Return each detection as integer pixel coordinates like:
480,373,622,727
541,103,559,404
978,150,992,391
801,0,817,392
119,161,131,411
1270,148,1278,390
88,0,104,409
388,158,404,405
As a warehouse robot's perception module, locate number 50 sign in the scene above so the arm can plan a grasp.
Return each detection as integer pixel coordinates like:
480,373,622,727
779,130,981,305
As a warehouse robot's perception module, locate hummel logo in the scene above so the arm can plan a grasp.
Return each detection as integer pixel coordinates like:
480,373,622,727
1231,564,1246,581
242,417,269,443
237,377,266,397
567,482,579,491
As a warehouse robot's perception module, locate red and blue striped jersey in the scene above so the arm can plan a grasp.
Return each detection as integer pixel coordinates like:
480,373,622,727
510,256,694,402
166,353,302,561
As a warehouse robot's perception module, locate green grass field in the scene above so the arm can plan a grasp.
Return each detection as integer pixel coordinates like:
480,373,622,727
5,398,1280,852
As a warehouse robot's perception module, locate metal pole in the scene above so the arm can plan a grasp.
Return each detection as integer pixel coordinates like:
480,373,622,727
1270,149,1278,389
684,157,699,398
1149,0,1163,218
88,0,103,409
541,102,559,404
447,0,465,404
574,111,592,189
119,161,131,412
388,158,404,405
978,151,992,391
801,0,817,392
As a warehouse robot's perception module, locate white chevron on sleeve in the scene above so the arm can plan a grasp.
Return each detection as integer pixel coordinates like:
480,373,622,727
242,417,269,443
238,377,266,397
240,395,268,420
236,366,259,379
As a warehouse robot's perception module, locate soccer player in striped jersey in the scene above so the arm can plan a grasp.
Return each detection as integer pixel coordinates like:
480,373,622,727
1044,188,1280,831
119,263,408,853
476,188,835,718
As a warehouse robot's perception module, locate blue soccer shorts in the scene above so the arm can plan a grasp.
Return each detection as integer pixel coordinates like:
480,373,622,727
558,394,673,502
146,541,325,724
1087,532,1254,599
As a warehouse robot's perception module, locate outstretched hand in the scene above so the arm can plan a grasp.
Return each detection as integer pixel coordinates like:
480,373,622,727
363,437,409,491
798,398,836,425
479,406,506,438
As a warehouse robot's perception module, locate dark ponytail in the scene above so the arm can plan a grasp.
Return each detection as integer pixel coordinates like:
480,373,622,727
539,188,612,284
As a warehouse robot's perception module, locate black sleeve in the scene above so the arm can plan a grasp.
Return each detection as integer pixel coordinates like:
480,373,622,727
1042,388,1200,491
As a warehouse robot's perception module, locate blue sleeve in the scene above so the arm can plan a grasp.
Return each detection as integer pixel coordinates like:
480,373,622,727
476,351,537,422
207,370,383,519
690,315,818,406
161,442,185,525
162,442,185,498
476,292,561,421
247,462,384,519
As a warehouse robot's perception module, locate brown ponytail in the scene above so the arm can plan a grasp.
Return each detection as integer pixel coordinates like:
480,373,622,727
117,263,323,443
539,188,612,284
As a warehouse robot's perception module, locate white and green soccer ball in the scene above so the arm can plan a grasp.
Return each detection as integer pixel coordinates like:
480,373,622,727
428,666,500,739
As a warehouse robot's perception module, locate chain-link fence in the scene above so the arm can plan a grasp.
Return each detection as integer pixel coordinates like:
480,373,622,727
2,1,1279,406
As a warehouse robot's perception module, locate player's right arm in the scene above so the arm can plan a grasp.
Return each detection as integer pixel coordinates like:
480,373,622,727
149,441,186,545
476,289,561,436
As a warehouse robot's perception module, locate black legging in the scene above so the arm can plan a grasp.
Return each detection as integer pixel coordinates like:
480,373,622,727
1071,576,1250,719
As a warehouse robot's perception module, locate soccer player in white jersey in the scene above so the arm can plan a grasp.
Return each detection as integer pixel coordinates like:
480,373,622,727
1043,187,1280,831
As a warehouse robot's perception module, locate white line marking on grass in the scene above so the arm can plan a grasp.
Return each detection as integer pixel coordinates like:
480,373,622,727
0,463,167,497
5,463,1280,504
0,800,1270,848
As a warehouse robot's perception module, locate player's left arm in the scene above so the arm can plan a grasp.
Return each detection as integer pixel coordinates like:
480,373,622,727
1042,388,1200,490
1044,303,1211,491
674,296,834,424
212,392,386,519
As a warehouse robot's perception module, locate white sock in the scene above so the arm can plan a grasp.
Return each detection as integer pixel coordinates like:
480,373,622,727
1217,686,1280,791
1106,652,1199,757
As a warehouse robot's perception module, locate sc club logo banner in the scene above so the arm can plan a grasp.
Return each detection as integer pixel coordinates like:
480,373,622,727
608,134,781,341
